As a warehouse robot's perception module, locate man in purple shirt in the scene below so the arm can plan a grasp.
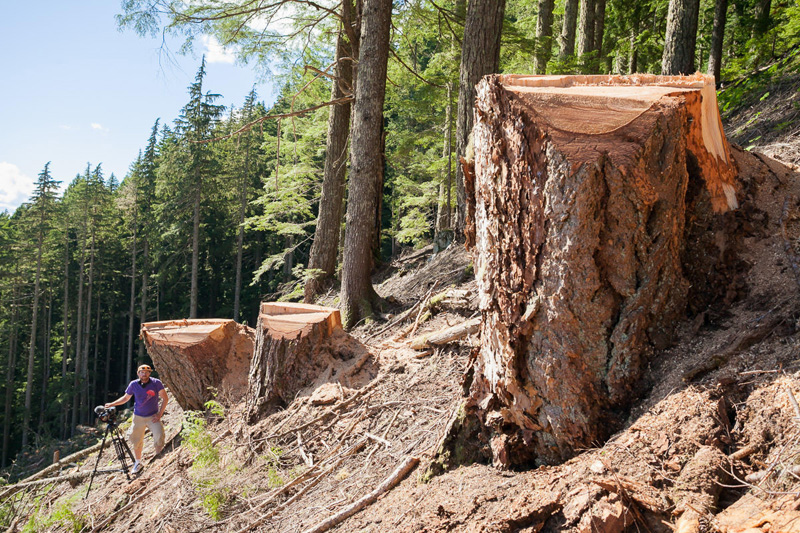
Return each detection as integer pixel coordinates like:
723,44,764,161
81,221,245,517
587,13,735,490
105,364,169,473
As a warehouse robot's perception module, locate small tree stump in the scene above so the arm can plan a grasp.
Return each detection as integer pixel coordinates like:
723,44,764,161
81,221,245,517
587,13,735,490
465,74,738,466
245,302,345,422
141,319,255,410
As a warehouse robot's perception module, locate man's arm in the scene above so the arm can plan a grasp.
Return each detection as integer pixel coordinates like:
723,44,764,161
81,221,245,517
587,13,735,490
153,389,169,423
105,393,132,408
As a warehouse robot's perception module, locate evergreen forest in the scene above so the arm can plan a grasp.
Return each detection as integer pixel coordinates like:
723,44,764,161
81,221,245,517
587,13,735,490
1,0,798,469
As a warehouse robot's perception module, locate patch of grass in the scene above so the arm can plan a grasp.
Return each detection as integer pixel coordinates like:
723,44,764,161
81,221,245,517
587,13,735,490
182,410,232,520
19,495,87,533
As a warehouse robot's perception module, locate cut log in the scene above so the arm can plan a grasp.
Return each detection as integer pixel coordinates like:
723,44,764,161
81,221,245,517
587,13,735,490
465,74,739,466
141,319,255,410
409,317,481,350
245,302,354,422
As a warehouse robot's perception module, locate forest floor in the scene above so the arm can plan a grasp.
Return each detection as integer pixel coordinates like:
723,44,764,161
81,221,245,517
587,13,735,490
4,76,800,532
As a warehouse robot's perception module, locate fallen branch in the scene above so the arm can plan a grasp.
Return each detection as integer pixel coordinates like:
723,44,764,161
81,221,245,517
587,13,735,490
234,439,369,533
409,317,480,350
0,470,94,501
300,456,420,533
2,440,104,490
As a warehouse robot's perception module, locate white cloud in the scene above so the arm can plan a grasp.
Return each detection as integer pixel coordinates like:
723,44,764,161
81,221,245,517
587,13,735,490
201,35,236,64
0,162,35,213
91,122,108,131
59,124,72,130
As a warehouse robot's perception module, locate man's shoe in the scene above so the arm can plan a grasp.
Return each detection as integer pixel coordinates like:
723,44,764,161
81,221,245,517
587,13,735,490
131,461,142,474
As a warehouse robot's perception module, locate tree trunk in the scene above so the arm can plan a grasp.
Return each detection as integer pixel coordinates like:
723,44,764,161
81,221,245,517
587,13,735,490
90,298,100,415
304,13,355,303
71,224,87,437
190,176,201,318
464,74,738,467
435,82,454,236
455,0,506,237
752,0,771,39
60,214,70,438
234,137,250,320
533,0,555,74
340,0,393,329
22,225,45,448
38,292,52,432
126,226,137,391
2,284,19,467
142,318,255,410
559,0,579,59
81,229,96,423
139,239,149,358
662,0,701,75
577,0,596,60
629,2,641,74
244,303,344,421
707,0,728,83
593,0,607,69
104,314,112,400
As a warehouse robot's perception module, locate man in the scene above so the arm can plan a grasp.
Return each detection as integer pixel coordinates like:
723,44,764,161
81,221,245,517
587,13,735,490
105,364,168,474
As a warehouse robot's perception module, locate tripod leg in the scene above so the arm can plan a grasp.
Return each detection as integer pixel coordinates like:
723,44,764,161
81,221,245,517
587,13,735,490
85,426,111,499
115,426,136,464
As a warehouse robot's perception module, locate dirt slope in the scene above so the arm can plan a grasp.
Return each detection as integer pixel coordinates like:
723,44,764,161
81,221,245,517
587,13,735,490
4,116,800,533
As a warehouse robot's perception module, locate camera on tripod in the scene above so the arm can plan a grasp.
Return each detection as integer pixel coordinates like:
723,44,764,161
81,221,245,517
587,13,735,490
94,405,117,424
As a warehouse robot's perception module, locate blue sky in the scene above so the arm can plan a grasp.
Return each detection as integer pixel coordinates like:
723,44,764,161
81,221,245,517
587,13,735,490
0,1,275,213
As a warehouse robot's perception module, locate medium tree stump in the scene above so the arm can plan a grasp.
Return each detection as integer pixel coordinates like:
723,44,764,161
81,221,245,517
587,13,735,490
141,319,255,410
245,302,345,422
465,74,738,467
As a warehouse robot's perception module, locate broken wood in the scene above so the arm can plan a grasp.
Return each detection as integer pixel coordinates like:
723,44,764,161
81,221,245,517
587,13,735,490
409,317,481,350
300,456,420,533
464,74,739,466
141,319,255,410
245,302,353,422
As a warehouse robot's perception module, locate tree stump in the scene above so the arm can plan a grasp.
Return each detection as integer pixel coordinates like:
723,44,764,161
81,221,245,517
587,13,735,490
245,302,345,422
465,74,738,467
141,319,255,410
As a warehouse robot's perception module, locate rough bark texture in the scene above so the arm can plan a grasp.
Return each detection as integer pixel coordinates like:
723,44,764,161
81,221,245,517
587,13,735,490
455,0,506,237
244,303,352,422
533,0,555,74
304,13,355,303
593,0,606,63
141,319,255,410
707,0,729,83
559,0,579,59
577,0,595,58
340,0,392,328
662,0,701,75
464,74,738,467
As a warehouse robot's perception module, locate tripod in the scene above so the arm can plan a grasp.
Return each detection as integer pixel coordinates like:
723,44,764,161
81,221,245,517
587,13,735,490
85,420,136,498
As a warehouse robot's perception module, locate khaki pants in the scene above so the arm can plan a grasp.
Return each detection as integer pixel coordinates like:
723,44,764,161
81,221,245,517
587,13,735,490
128,414,165,457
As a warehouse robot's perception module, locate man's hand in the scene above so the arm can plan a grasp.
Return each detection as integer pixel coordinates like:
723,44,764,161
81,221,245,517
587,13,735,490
152,413,162,423
104,403,111,408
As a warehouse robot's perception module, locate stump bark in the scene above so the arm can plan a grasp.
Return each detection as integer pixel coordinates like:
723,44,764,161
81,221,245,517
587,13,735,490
141,319,255,410
245,302,346,422
465,74,738,466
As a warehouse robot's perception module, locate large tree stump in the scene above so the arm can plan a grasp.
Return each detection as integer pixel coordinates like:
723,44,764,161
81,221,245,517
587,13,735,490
141,319,255,410
465,74,738,467
245,302,347,422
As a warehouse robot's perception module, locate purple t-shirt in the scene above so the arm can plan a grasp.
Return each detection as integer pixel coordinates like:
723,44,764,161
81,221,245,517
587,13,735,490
125,377,165,417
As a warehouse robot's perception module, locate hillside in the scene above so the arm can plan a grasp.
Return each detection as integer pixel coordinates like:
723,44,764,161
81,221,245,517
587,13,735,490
3,89,800,533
